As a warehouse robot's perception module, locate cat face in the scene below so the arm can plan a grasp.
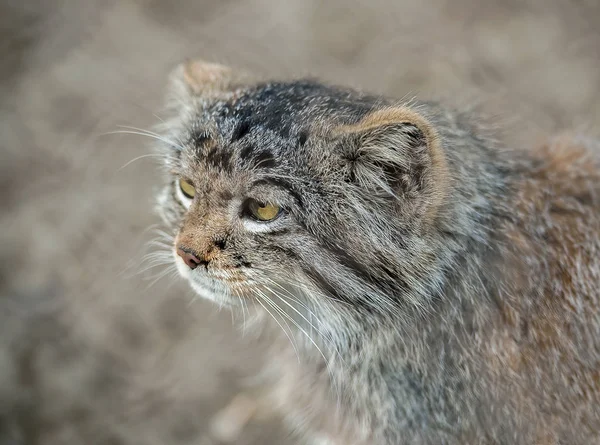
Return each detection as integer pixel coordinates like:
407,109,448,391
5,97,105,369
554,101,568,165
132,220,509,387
155,60,449,315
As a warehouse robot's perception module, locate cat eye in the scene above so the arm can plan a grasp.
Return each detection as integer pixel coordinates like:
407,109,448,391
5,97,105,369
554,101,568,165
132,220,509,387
245,199,281,222
179,178,196,199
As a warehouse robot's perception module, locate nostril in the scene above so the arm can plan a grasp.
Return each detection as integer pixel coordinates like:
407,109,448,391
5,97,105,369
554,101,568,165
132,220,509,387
177,247,202,270
185,253,200,269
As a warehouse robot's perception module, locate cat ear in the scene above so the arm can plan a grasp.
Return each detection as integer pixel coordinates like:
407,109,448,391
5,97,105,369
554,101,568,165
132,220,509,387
335,107,450,221
168,59,235,97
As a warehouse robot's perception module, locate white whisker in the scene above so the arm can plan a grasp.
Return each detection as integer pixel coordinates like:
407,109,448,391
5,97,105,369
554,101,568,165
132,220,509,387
142,263,178,289
253,291,301,363
103,129,185,151
260,290,328,367
117,154,166,171
262,282,346,371
231,286,247,331
121,124,188,152
263,282,332,342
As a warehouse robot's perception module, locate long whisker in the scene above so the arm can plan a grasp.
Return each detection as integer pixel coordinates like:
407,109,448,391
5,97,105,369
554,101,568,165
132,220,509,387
145,241,173,250
259,278,343,328
276,274,353,307
267,286,345,412
117,154,166,171
255,288,301,359
239,287,251,331
123,248,171,276
120,124,188,152
263,283,346,369
262,281,331,342
220,270,237,325
260,277,313,310
253,291,300,363
150,228,176,239
117,125,169,138
102,130,185,151
134,258,174,276
260,290,329,366
143,264,179,290
231,286,247,331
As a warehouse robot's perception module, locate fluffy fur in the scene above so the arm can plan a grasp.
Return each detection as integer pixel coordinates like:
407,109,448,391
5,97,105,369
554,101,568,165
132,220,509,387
155,61,600,444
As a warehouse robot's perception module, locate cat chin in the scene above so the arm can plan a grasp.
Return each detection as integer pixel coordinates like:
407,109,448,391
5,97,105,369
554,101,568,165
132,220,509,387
175,258,237,307
188,279,235,307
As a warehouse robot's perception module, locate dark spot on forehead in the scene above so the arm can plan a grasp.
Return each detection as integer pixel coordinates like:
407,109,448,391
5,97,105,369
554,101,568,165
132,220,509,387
252,150,277,169
205,145,232,171
236,142,276,170
239,143,254,161
297,130,309,146
189,128,211,147
219,189,234,200
231,120,251,142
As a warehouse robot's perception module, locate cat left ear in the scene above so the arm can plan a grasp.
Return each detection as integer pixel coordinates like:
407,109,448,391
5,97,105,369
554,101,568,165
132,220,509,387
335,107,450,221
168,59,236,98
182,59,233,93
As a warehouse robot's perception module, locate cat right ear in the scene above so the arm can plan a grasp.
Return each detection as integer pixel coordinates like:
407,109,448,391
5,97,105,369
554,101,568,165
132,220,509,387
168,59,235,98
333,107,450,223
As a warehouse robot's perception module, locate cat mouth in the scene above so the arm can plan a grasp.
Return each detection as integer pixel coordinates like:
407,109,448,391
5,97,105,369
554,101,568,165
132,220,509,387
175,257,250,305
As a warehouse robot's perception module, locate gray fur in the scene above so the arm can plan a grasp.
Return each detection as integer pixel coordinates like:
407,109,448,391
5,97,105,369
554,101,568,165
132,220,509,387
155,62,600,445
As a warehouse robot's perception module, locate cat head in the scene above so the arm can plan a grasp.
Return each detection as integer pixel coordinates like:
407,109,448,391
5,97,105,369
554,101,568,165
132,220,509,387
154,59,452,324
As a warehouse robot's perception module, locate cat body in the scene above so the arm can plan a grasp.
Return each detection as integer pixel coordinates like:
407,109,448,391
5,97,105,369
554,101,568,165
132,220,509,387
155,61,600,444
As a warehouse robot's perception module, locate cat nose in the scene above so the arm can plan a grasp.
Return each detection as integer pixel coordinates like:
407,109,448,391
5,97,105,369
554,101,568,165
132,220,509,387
177,247,202,270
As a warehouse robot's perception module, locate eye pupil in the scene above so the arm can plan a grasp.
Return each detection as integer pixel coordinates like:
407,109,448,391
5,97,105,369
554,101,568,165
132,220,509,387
179,178,196,199
247,200,280,221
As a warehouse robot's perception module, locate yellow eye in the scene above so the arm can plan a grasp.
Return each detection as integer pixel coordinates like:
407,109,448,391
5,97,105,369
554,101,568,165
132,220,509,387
248,200,281,221
179,178,196,199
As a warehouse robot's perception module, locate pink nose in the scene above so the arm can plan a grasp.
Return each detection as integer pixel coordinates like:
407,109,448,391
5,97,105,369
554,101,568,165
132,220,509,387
177,247,202,270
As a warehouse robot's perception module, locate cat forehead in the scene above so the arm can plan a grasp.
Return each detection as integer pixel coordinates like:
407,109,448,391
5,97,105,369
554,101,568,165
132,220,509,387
178,80,386,175
201,80,380,139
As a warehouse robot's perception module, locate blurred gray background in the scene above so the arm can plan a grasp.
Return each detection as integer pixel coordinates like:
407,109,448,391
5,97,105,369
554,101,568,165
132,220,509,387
1,0,599,443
